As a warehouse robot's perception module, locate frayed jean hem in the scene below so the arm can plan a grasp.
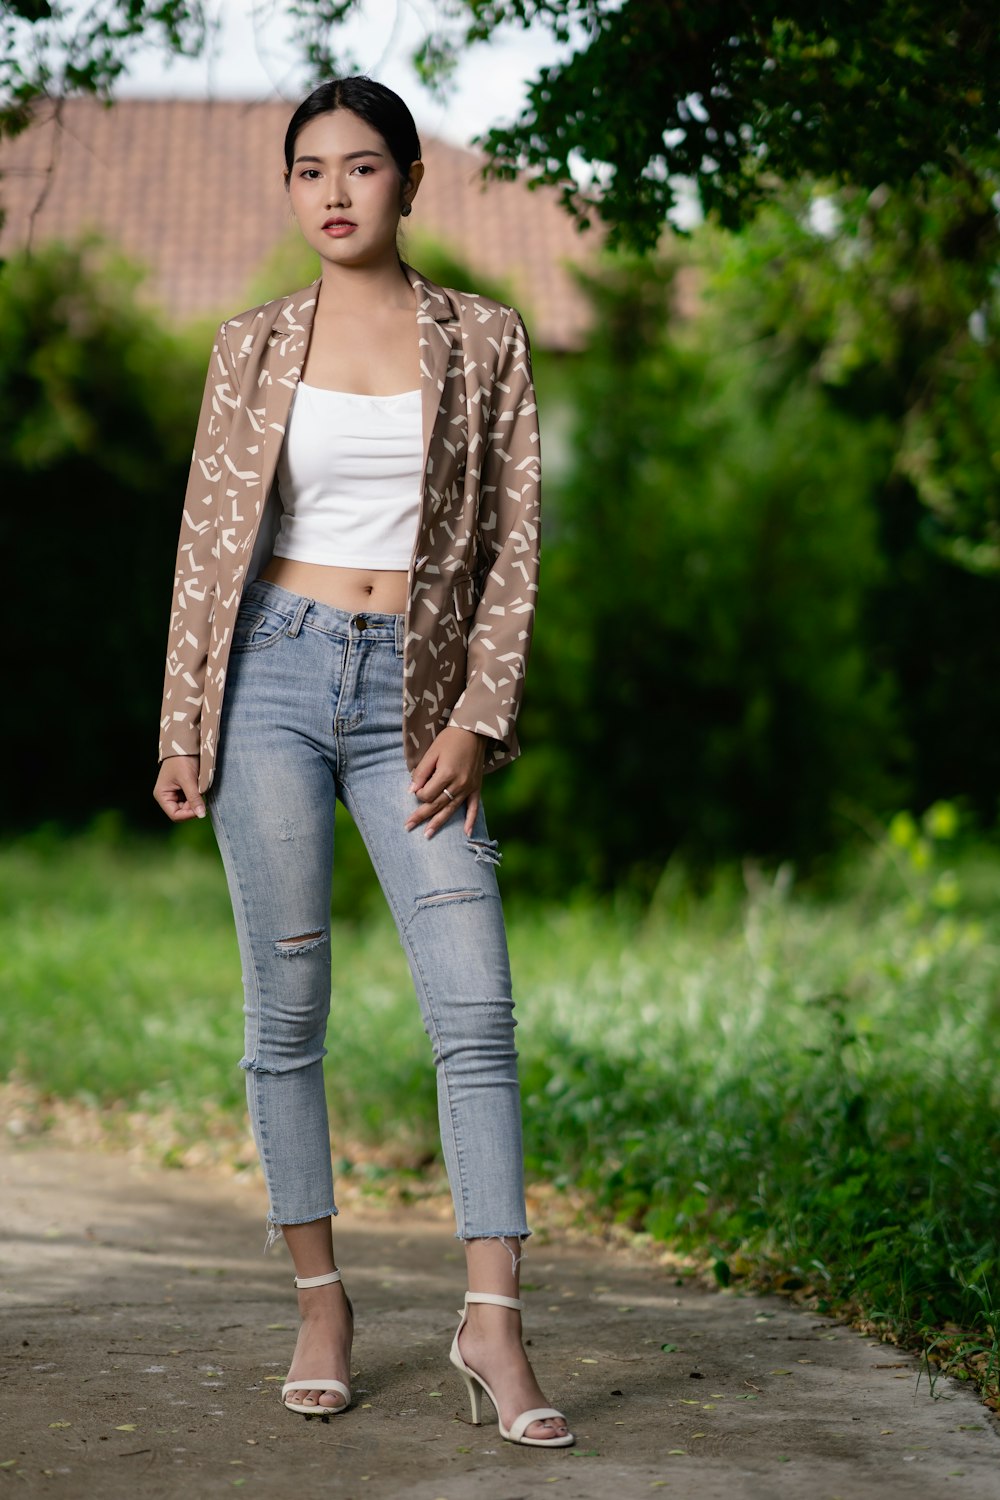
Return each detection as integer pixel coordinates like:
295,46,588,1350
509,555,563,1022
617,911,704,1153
263,1204,338,1253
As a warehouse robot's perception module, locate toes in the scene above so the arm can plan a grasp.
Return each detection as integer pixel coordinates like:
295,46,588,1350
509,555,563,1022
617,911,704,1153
528,1419,569,1441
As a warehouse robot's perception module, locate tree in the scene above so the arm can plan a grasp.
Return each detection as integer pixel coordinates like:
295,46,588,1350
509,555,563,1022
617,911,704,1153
488,168,1000,885
0,236,208,830
3,1,998,250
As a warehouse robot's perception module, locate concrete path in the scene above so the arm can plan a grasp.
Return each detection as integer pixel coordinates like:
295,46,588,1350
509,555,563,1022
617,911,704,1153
1,1145,997,1499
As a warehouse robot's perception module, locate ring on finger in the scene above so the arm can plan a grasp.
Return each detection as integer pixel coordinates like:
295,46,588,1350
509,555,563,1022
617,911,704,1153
442,786,455,802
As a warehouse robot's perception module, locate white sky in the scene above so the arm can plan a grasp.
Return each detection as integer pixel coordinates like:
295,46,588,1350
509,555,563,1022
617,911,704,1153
113,0,572,151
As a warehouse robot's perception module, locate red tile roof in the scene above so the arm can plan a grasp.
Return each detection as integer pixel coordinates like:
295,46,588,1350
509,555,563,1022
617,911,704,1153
0,96,602,349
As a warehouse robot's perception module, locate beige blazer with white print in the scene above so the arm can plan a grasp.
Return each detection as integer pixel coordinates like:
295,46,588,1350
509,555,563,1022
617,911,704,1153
158,263,541,794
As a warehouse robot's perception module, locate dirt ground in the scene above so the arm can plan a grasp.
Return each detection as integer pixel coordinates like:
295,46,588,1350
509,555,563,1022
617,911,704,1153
1,1143,997,1500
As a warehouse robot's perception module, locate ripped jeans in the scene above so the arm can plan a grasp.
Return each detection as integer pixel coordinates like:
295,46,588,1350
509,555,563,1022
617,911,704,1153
207,579,530,1250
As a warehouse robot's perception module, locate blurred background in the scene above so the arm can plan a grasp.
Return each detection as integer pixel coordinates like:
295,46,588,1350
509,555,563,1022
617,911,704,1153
1,1,997,1407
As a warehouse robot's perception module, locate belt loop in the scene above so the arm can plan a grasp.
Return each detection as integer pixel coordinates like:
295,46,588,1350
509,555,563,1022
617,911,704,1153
395,614,405,655
287,596,312,637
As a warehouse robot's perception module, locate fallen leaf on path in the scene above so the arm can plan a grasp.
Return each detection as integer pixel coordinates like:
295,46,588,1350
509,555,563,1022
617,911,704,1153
768,1369,791,1375
667,1448,686,1455
660,1343,679,1353
48,1423,71,1429
114,1425,137,1432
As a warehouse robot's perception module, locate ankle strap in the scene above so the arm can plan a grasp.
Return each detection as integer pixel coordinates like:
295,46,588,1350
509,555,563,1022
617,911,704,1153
464,1291,523,1311
294,1269,343,1289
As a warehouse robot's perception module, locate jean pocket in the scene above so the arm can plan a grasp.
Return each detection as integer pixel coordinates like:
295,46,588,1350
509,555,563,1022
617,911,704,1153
230,602,289,653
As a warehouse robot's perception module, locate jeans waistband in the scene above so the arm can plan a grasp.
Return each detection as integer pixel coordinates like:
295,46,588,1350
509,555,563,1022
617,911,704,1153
243,577,405,649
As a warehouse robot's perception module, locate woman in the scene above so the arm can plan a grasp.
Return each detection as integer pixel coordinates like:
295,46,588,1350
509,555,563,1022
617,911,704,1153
152,77,572,1448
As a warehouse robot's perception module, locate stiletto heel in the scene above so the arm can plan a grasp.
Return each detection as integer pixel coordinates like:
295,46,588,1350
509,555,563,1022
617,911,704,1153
281,1269,353,1419
449,1291,575,1448
457,1367,484,1424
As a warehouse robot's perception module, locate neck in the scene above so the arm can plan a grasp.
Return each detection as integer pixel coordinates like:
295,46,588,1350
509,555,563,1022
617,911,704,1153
316,254,414,315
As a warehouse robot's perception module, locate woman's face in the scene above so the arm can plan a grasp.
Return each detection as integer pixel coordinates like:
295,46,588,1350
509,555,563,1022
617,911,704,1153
286,108,420,268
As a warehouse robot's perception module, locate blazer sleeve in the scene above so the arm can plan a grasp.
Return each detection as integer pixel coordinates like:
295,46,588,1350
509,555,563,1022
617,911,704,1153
447,306,541,753
157,320,238,761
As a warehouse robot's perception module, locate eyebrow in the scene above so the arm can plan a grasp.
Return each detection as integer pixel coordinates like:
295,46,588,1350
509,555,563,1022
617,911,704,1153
293,150,386,165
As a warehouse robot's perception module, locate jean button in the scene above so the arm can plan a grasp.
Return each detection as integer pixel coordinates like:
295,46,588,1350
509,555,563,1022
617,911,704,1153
354,614,368,631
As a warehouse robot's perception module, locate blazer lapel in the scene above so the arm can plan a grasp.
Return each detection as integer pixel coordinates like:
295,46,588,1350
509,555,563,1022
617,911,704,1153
251,280,322,503
402,262,459,494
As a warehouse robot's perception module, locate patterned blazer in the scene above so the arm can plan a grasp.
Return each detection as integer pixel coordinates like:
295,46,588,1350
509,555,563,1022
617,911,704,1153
158,262,541,794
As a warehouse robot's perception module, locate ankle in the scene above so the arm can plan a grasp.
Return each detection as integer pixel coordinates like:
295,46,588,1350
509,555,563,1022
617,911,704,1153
463,1304,524,1342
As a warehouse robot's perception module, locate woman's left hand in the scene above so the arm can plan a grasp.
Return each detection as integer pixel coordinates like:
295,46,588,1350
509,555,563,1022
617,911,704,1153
406,726,486,837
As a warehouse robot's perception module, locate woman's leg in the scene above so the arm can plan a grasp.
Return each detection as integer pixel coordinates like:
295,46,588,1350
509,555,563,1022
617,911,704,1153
341,640,569,1441
280,1221,353,1412
206,586,353,1408
460,1238,571,1442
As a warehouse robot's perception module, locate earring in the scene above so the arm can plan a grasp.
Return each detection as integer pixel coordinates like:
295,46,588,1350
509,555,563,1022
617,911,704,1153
401,203,412,217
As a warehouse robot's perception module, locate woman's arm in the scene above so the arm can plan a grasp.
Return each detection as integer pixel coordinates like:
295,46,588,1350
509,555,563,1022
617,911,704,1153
407,305,541,836
157,321,239,768
446,306,541,751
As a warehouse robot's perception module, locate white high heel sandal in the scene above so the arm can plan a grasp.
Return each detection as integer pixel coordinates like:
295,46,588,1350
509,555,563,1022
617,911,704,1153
449,1291,575,1448
281,1269,353,1419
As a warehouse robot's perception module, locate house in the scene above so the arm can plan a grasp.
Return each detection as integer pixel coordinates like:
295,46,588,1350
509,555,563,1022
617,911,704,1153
0,96,601,350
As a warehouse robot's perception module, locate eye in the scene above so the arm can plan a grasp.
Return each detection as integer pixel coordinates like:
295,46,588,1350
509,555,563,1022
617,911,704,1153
299,168,321,180
351,163,375,176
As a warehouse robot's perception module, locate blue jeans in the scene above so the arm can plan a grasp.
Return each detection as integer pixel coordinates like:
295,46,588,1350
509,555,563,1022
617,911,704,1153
207,579,530,1249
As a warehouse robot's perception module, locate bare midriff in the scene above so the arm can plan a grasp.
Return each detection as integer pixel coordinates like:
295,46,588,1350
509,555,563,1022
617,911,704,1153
257,556,410,614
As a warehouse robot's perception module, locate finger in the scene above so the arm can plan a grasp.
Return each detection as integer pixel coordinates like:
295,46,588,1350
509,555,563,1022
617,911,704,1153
174,774,207,820
154,767,206,821
406,784,463,831
464,789,480,836
412,765,462,804
423,796,464,838
407,747,438,794
156,789,198,822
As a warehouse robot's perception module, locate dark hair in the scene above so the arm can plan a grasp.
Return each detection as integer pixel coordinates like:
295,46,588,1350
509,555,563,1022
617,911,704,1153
283,76,421,186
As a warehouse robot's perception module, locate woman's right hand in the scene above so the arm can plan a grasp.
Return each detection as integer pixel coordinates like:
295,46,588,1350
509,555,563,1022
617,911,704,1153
153,755,206,822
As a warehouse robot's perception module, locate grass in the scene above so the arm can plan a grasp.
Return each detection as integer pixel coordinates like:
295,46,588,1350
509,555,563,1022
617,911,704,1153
2,808,998,1408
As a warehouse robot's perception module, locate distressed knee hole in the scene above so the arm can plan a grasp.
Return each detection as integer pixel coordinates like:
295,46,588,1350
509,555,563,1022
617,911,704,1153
273,930,327,957
466,836,502,866
414,888,484,910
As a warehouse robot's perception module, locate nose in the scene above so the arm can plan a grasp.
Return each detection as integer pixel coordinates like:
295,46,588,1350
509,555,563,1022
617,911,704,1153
326,175,349,208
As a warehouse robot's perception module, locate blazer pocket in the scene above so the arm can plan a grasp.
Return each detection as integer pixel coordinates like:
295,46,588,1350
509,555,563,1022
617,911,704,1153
452,573,478,621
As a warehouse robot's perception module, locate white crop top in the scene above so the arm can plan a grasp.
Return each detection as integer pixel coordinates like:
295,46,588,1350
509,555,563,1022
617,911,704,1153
272,382,423,569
